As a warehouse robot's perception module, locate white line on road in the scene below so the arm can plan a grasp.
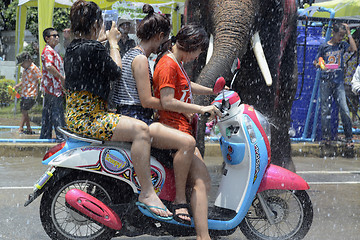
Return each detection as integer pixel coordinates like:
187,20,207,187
0,186,33,190
298,171,360,174
308,182,360,185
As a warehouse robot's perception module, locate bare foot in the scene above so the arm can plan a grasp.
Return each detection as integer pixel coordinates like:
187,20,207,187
138,193,172,217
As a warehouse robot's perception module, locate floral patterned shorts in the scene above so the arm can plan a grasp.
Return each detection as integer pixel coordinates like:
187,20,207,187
66,91,121,141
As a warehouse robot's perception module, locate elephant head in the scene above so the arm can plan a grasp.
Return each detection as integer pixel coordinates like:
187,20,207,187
185,0,298,170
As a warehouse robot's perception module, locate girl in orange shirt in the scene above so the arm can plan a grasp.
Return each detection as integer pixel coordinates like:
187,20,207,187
153,24,220,240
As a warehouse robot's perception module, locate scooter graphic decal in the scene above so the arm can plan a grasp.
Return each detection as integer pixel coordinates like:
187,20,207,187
100,148,130,174
253,144,260,183
132,167,164,193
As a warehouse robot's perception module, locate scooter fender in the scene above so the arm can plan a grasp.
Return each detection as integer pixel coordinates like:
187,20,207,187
257,164,309,192
65,189,122,230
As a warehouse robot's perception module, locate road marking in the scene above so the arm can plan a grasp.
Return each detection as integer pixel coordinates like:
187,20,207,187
308,182,360,185
0,187,33,190
298,171,360,174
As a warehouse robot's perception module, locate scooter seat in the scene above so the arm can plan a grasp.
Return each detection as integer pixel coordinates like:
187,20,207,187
150,148,175,169
57,127,104,144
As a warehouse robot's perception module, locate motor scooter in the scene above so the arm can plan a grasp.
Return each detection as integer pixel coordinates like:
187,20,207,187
24,62,313,240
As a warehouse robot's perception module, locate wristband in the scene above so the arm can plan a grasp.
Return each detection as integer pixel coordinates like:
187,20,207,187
348,34,353,38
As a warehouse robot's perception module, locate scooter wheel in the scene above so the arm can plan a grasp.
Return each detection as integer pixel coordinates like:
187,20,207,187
40,174,116,240
239,190,313,240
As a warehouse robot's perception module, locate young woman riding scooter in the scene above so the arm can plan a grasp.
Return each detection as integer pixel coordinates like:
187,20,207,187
111,5,220,238
63,0,172,220
153,24,221,240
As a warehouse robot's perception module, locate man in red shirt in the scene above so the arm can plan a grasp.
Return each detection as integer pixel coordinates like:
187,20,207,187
40,27,65,141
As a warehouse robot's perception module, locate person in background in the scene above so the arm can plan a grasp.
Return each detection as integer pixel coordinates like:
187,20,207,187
64,0,172,220
352,63,360,88
62,28,72,50
14,51,41,134
344,29,360,124
117,20,136,57
314,23,357,149
40,27,66,142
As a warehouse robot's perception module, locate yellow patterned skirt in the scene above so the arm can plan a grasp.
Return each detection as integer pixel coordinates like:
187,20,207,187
66,90,121,141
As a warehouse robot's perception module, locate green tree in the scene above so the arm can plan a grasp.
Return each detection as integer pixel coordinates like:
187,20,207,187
0,0,70,35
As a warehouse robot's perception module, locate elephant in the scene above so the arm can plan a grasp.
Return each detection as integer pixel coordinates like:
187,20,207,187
184,0,298,171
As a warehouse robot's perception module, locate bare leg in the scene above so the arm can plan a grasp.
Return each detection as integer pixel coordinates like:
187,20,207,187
149,123,196,221
187,148,211,240
22,110,32,131
111,116,172,217
19,110,26,132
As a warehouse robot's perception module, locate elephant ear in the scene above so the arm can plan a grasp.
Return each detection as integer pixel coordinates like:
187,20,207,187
213,77,226,94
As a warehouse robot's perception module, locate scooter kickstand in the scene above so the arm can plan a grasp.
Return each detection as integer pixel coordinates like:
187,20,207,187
257,192,276,225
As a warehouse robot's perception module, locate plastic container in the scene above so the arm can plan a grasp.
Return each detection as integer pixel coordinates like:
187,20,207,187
291,25,339,140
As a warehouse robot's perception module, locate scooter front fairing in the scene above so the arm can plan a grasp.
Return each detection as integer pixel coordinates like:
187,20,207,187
207,103,270,230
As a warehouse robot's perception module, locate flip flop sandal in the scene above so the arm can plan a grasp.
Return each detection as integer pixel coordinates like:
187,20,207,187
24,130,35,135
172,203,192,225
136,201,173,221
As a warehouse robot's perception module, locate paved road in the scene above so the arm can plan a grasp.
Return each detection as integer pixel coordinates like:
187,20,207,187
0,154,359,240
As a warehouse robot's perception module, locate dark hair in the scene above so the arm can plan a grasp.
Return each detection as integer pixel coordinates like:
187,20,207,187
43,27,56,43
175,24,209,52
16,51,32,65
70,0,103,36
136,4,171,40
333,23,346,33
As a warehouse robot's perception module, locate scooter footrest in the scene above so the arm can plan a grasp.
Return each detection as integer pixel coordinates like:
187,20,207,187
208,206,236,221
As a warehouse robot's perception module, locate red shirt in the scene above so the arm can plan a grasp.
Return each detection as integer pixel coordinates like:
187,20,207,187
153,55,192,135
41,44,64,97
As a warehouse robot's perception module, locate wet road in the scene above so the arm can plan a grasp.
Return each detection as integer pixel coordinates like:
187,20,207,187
0,154,359,240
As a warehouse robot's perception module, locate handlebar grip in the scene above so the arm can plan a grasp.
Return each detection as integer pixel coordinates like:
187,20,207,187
204,112,211,117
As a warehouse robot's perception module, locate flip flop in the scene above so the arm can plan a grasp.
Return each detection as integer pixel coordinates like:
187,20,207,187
136,201,173,221
172,203,192,225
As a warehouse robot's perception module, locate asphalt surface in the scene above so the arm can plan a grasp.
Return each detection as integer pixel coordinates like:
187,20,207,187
0,152,359,240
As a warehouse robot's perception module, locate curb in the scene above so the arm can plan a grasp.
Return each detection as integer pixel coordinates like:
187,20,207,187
1,142,358,158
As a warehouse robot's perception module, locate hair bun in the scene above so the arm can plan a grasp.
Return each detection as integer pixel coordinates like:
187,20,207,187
171,35,177,44
143,4,154,15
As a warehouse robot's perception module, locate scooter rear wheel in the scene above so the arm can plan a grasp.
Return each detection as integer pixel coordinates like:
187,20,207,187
239,190,313,240
40,174,116,240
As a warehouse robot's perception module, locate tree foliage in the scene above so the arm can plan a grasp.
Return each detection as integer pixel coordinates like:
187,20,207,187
0,0,70,36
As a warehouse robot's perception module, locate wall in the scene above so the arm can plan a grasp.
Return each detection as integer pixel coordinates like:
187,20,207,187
0,61,16,80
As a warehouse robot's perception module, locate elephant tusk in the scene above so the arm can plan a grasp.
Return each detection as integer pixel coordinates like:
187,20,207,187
251,32,272,86
206,34,214,64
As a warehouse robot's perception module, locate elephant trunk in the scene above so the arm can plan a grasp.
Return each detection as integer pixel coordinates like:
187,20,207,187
196,0,260,88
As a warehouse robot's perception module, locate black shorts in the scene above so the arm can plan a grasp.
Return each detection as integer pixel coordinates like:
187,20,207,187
20,97,36,111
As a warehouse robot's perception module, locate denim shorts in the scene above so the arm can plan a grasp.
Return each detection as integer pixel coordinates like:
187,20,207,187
116,105,153,125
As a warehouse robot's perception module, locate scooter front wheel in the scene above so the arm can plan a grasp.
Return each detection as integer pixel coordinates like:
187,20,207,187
40,174,116,240
239,190,313,240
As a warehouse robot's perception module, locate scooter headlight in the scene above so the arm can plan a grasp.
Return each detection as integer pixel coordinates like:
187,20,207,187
244,116,257,143
254,110,271,144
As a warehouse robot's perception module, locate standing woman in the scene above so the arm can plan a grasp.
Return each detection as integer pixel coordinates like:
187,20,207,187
64,0,171,220
153,24,217,240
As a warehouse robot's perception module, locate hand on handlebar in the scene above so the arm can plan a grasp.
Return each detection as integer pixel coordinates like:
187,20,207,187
200,105,222,119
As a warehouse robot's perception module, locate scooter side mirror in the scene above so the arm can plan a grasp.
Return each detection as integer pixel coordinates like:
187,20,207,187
213,77,226,94
231,58,241,74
